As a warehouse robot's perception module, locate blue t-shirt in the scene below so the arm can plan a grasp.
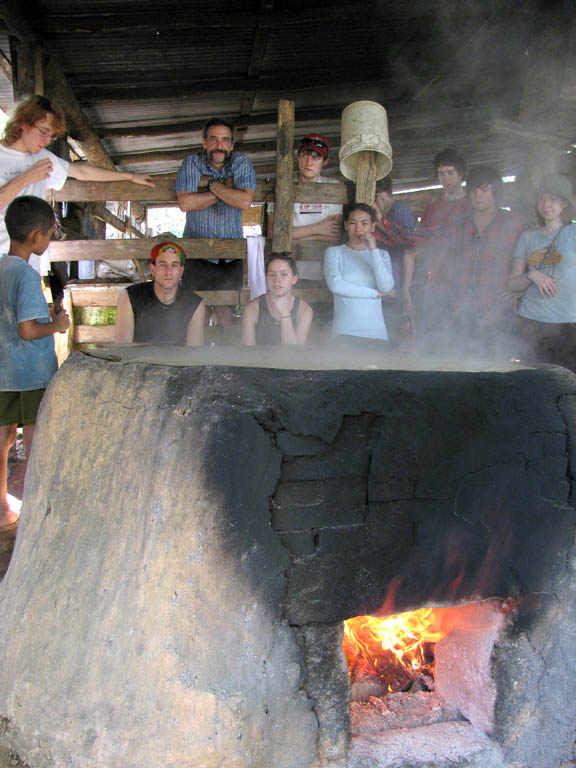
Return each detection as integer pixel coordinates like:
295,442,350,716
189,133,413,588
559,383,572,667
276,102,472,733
324,244,394,340
0,254,57,391
514,224,576,323
175,151,256,239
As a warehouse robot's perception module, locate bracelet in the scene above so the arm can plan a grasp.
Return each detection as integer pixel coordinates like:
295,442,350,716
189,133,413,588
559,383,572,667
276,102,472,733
281,315,291,319
131,173,135,182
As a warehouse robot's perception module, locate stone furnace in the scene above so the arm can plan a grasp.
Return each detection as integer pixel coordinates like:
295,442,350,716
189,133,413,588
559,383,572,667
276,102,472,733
1,347,576,768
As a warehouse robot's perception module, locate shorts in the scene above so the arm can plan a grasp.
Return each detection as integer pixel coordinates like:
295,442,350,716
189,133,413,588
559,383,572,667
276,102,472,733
0,389,46,427
182,259,243,291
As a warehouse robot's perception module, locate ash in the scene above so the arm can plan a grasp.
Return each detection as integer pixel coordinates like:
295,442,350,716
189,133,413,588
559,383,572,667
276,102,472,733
351,691,463,733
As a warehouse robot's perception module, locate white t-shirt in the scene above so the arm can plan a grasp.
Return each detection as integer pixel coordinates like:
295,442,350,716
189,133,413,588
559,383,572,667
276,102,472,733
267,175,343,280
0,145,70,275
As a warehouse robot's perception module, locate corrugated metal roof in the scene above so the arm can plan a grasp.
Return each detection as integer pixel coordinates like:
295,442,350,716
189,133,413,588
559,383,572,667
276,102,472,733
5,0,573,183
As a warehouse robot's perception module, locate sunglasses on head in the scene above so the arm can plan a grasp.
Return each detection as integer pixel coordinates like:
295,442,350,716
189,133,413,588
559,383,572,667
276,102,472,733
300,137,327,149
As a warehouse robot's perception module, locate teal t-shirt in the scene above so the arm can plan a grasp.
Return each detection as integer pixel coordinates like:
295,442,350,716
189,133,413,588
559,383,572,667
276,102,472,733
0,254,57,391
514,224,576,323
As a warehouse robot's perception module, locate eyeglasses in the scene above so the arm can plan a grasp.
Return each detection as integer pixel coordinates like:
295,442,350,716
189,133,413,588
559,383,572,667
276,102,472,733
300,137,328,149
34,123,56,142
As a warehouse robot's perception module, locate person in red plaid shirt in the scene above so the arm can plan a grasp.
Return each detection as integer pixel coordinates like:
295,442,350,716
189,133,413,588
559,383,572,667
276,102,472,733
441,166,525,356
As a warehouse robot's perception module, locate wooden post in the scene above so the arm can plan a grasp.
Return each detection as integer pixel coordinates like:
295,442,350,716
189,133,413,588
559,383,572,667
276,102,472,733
272,98,295,253
9,38,34,100
128,202,146,280
34,46,43,95
355,151,378,205
54,288,74,366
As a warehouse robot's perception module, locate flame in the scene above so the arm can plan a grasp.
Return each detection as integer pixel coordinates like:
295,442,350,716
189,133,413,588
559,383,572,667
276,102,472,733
343,608,448,689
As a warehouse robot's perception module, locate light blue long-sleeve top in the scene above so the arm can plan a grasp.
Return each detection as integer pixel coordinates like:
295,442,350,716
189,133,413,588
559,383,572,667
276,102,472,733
324,244,394,340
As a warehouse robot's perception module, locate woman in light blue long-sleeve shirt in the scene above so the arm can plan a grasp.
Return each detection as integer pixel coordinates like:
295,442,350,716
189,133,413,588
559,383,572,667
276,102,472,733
324,203,394,342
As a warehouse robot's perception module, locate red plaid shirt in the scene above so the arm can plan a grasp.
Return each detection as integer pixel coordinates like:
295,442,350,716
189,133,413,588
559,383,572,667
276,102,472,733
450,210,525,321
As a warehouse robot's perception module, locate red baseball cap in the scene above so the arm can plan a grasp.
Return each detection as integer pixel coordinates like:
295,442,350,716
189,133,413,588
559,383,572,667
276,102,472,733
150,241,186,265
298,134,330,159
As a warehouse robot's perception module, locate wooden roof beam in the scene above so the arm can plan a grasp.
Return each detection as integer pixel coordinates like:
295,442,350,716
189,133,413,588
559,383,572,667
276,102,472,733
73,69,401,101
96,104,499,141
109,135,341,166
235,0,274,148
99,106,342,139
0,0,116,170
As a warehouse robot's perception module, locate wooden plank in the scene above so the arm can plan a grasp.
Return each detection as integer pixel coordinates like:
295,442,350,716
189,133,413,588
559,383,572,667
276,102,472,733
68,284,332,309
89,203,145,237
294,181,348,204
9,39,34,100
54,176,347,205
74,325,115,344
54,288,74,365
292,241,330,262
68,284,128,307
99,106,342,140
69,286,252,308
355,151,377,205
243,204,264,227
272,98,295,253
49,238,247,262
53,175,180,203
491,118,569,149
73,68,399,102
110,137,299,166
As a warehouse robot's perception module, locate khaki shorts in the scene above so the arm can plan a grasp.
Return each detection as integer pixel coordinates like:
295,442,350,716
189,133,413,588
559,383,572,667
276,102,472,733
0,389,46,427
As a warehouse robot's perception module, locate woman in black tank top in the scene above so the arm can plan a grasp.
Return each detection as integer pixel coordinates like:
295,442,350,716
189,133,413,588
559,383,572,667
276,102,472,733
242,253,313,345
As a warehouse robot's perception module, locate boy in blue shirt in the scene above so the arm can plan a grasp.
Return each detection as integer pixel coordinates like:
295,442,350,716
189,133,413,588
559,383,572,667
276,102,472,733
0,196,70,531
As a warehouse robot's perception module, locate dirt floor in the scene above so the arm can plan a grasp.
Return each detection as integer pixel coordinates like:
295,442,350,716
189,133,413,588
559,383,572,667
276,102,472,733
0,744,28,768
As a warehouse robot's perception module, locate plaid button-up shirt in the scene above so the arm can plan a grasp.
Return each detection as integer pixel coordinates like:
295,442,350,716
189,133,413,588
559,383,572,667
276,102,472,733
450,210,525,322
175,151,256,240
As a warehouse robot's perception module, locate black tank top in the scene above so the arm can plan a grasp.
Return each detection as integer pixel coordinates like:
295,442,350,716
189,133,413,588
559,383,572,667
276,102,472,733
255,294,300,345
127,282,202,344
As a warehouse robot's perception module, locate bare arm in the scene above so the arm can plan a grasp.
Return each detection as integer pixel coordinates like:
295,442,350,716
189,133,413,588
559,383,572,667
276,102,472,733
267,211,341,241
186,300,206,347
18,309,70,340
0,158,55,210
209,180,254,210
177,189,218,213
241,298,259,345
508,257,559,298
402,247,416,319
67,162,154,187
507,258,530,292
114,290,135,343
292,301,313,344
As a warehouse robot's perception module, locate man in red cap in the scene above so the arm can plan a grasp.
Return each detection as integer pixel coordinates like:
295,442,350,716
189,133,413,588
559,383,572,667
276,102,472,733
114,242,205,346
267,133,342,280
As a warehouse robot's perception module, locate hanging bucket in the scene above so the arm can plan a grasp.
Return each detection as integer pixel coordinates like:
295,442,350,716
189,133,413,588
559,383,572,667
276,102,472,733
339,101,393,182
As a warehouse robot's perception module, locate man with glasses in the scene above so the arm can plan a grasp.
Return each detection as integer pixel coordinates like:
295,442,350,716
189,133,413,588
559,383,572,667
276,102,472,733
0,95,154,275
267,133,342,280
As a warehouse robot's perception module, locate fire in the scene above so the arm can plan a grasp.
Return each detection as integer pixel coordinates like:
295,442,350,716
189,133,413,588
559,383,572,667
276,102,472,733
343,608,448,691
